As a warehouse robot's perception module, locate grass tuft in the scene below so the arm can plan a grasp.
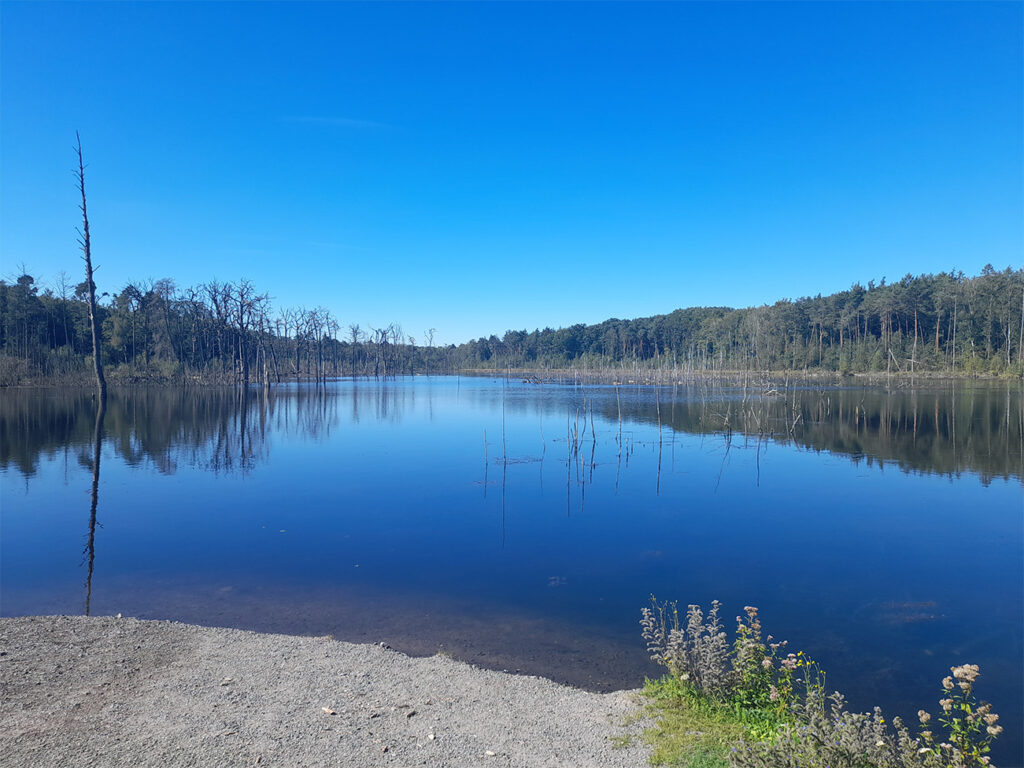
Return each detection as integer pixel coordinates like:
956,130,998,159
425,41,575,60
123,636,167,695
641,676,744,766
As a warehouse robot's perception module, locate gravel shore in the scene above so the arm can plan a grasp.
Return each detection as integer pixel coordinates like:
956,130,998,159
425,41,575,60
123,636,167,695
0,616,651,768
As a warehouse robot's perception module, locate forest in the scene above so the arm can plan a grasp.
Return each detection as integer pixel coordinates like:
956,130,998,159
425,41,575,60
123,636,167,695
0,265,1021,385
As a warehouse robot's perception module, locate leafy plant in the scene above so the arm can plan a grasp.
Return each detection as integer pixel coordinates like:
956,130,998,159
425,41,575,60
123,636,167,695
639,598,1005,768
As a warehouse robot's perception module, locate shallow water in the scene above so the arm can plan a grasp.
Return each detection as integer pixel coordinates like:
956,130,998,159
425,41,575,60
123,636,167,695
2,378,1021,763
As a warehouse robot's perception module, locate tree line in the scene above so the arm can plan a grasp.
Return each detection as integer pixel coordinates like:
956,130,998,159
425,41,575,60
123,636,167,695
0,266,1021,385
0,272,463,385
462,267,1024,377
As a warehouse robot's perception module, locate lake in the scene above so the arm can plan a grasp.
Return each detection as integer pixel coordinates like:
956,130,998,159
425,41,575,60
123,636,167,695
2,377,1021,764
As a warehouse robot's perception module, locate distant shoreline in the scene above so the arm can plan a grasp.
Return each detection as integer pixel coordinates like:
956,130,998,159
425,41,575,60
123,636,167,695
460,367,1019,384
1,367,1019,389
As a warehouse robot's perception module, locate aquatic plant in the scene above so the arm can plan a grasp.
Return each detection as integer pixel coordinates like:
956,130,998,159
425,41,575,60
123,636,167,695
640,598,1004,768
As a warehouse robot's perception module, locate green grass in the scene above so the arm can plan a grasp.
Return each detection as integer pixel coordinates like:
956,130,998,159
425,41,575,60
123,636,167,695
640,677,742,766
639,676,790,767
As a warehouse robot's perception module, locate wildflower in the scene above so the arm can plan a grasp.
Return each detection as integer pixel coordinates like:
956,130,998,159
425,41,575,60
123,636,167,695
918,710,931,724
920,731,933,741
942,676,954,691
762,658,773,669
769,685,779,702
939,699,953,712
983,713,999,725
918,748,932,755
987,725,1003,737
952,664,980,683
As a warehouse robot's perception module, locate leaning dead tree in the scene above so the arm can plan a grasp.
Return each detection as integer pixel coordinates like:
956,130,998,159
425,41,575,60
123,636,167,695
75,132,106,400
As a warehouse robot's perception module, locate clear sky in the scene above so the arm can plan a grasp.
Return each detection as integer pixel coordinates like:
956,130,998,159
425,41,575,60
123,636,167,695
1,2,1021,345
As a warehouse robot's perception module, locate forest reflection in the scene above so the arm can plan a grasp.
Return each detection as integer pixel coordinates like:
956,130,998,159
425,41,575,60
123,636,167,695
1,380,1020,484
603,383,1023,485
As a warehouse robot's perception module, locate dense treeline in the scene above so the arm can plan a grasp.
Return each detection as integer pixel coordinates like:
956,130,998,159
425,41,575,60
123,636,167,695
0,266,1021,385
0,274,459,385
463,267,1024,377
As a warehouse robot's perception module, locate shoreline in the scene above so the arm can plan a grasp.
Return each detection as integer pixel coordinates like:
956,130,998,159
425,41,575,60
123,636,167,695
0,615,650,768
2,367,1020,389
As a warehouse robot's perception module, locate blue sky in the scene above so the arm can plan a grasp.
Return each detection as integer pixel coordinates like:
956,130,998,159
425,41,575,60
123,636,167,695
1,2,1021,345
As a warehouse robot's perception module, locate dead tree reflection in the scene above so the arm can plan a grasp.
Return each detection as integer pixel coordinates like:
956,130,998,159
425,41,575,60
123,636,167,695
84,395,105,615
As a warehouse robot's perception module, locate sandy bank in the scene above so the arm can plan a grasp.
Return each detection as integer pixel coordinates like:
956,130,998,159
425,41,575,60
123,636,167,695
0,616,650,768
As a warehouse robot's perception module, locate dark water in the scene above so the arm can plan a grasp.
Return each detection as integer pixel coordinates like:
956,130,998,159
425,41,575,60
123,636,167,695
2,378,1021,764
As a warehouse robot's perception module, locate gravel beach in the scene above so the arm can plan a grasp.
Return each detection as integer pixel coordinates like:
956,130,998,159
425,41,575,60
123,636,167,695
0,616,651,768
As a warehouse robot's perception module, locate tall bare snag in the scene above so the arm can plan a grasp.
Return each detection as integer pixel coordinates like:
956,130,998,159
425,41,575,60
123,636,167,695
75,132,106,400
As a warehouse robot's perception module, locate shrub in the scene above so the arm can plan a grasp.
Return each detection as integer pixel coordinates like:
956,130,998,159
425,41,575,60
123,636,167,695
0,354,32,386
640,599,1004,768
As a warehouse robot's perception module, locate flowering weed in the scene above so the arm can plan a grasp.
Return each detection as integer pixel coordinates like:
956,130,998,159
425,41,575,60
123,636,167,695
639,598,1005,768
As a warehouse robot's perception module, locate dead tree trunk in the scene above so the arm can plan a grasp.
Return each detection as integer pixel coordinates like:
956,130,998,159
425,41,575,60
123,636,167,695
75,133,106,401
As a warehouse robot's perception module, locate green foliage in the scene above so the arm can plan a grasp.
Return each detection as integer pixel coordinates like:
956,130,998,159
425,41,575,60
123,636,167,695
641,675,744,767
640,599,1005,768
0,354,31,387
2,266,1022,383
639,600,800,765
929,665,1003,765
459,268,1024,375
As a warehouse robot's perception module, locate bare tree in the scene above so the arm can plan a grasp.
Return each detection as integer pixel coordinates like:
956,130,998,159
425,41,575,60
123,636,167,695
54,271,74,352
369,325,390,379
75,132,106,400
205,280,230,376
278,308,300,376
152,277,181,365
231,280,268,386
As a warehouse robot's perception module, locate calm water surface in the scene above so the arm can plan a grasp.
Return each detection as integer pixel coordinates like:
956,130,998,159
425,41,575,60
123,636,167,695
2,378,1021,763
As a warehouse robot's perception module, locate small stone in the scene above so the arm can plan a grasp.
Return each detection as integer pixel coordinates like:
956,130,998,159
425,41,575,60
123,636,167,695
427,733,435,741
485,751,496,757
405,710,416,718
